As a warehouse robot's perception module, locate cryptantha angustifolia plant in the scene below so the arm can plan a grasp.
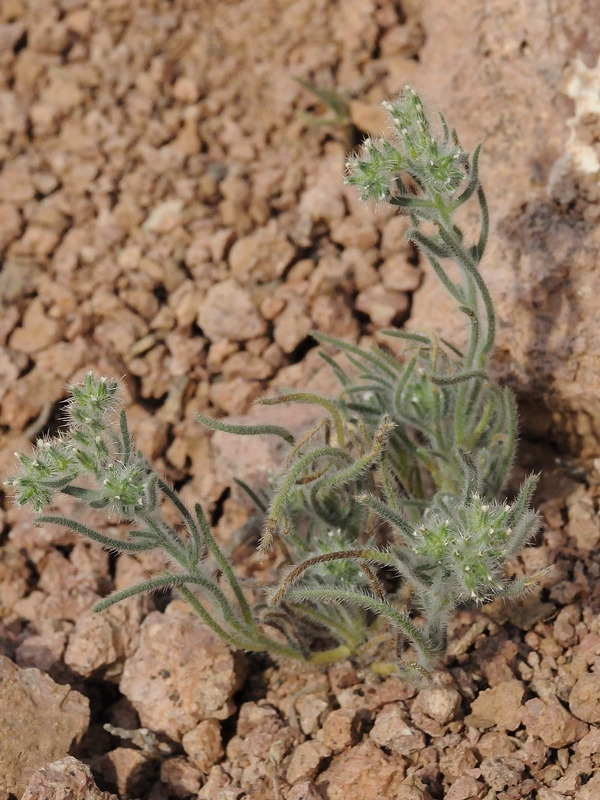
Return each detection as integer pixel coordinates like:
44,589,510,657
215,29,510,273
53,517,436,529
7,88,546,680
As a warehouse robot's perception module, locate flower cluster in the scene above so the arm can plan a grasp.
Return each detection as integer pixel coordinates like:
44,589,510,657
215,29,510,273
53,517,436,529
346,87,469,204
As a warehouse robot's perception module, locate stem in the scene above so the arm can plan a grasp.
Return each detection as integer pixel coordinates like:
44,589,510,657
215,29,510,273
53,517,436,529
194,502,255,628
257,393,345,447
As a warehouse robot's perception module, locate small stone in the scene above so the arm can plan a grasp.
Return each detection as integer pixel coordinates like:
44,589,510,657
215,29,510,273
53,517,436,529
15,631,66,675
143,199,184,233
475,636,518,687
221,351,273,381
64,612,118,678
316,740,405,800
93,748,156,798
160,756,203,798
514,735,550,772
380,254,423,292
479,756,525,791
567,491,600,551
21,757,117,800
0,158,34,203
330,216,379,250
286,741,332,784
311,293,359,339
476,731,516,759
355,284,410,328
574,726,600,757
381,216,412,257
210,403,322,506
172,77,199,103
349,100,390,136
370,703,426,755
9,297,62,354
209,377,262,416
438,744,478,782
198,280,267,341
197,765,243,800
569,673,600,723
260,294,286,321
296,692,330,736
126,404,169,461
445,775,486,800
553,605,580,648
318,708,360,753
182,719,224,773
287,782,322,800
0,203,21,252
521,695,588,748
466,680,524,731
229,220,296,283
410,685,462,735
394,779,433,800
273,296,312,353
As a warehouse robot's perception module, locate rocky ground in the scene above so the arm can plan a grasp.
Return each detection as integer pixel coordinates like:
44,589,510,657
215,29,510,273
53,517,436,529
1,0,600,798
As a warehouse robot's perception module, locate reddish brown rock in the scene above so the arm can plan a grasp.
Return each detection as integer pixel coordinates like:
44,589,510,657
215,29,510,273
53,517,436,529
21,757,117,800
0,203,21,252
569,673,600,723
466,680,525,731
9,298,62,355
229,220,296,283
0,655,89,797
316,740,405,800
286,741,332,784
181,719,224,774
370,703,426,756
209,376,262,416
355,284,410,328
0,544,29,611
410,685,462,736
160,756,203,798
521,695,588,748
143,199,184,234
380,254,423,292
197,765,243,800
577,771,600,800
120,601,246,741
15,632,67,675
273,295,312,353
444,775,486,800
0,366,64,431
567,489,600,551
311,293,359,339
407,0,600,458
438,743,478,782
295,691,330,736
287,782,322,800
318,708,361,754
92,748,156,799
479,756,525,792
198,280,266,342
349,100,390,136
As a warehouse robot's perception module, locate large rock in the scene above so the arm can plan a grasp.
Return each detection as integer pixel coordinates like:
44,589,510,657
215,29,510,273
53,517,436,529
406,1,600,458
119,601,246,742
0,655,89,798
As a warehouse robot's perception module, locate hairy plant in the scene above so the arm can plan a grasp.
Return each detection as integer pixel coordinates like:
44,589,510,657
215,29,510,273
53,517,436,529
7,88,546,681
